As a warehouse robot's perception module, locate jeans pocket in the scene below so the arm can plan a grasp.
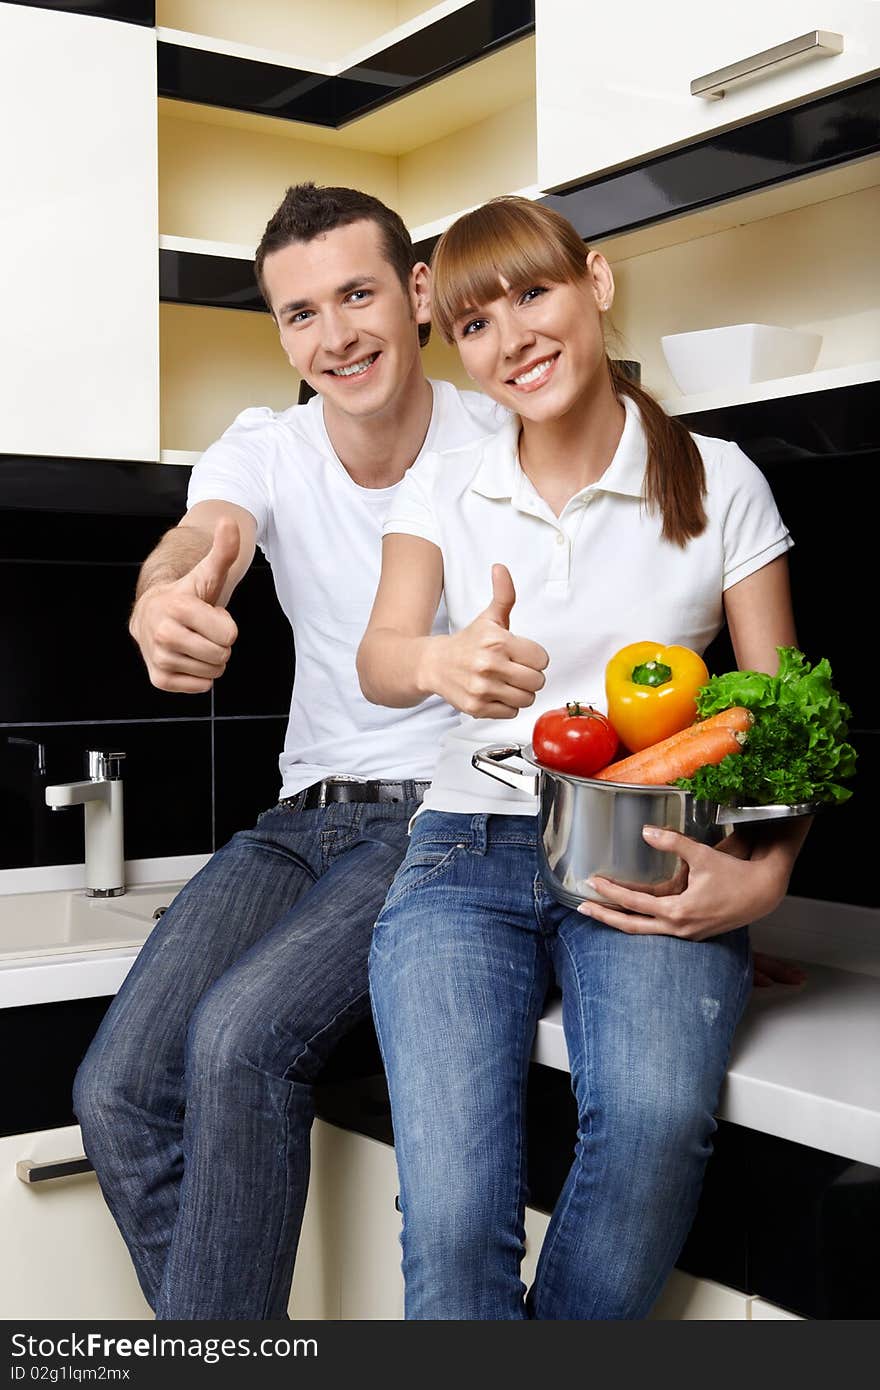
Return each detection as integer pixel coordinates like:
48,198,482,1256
381,844,464,912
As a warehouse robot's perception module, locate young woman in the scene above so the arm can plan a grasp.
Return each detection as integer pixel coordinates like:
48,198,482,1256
356,197,808,1319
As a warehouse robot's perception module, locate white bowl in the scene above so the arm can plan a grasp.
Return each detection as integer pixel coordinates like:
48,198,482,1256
661,324,823,397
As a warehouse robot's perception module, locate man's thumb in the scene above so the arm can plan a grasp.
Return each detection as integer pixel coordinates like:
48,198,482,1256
192,518,240,607
484,563,516,629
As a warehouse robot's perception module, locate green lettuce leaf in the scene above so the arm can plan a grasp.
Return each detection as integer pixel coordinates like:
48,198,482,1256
677,646,856,805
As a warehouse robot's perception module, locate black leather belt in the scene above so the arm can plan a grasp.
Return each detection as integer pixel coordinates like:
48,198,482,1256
279,778,431,810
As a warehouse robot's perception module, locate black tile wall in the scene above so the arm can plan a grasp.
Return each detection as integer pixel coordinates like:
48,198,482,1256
683,383,875,908
0,720,213,868
0,560,211,724
0,460,295,870
213,716,289,848
0,396,873,906
213,566,293,717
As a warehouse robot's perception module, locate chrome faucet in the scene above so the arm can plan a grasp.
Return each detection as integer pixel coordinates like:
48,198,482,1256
45,750,126,897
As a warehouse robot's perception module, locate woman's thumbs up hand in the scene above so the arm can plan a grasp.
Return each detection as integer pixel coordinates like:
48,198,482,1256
430,563,549,720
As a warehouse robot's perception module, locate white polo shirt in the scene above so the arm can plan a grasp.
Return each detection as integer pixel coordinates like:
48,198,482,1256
187,379,505,798
383,396,793,816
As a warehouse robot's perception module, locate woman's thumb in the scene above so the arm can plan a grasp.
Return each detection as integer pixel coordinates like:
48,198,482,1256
484,563,516,629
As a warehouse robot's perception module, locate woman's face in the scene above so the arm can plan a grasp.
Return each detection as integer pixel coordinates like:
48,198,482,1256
450,251,614,423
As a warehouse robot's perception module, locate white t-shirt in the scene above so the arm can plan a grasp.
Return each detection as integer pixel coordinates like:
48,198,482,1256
187,379,506,798
383,396,793,816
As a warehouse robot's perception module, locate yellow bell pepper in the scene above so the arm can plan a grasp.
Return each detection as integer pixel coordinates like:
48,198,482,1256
605,641,709,753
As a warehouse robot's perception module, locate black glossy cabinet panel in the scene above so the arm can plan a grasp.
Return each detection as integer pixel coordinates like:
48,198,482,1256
5,1,153,25
157,1,534,129
0,996,113,1139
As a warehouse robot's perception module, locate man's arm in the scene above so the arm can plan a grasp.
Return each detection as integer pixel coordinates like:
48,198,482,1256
130,500,257,694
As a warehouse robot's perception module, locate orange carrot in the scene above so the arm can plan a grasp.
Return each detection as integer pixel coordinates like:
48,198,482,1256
685,707,753,737
594,726,746,785
593,706,752,781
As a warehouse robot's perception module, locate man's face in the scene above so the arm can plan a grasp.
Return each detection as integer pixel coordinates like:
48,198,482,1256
262,219,430,422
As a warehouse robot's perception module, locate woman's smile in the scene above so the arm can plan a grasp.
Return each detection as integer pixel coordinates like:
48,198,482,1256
505,352,560,392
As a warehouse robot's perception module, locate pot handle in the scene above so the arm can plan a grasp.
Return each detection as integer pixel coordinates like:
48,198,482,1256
472,745,539,796
715,800,822,826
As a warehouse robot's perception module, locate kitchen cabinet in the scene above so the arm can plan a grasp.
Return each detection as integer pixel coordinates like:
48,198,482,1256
289,1120,403,1319
0,1123,151,1319
594,159,880,414
156,1,477,70
289,1125,786,1320
155,3,536,456
537,0,880,192
0,3,159,462
749,1297,804,1320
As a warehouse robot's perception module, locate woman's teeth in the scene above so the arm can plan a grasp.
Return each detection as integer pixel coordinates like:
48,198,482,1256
330,354,377,377
512,357,554,386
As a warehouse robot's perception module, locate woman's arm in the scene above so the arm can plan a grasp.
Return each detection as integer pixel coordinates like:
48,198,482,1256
357,538,548,716
583,555,811,939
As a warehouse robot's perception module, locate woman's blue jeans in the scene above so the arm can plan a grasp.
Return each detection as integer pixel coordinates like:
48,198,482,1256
369,811,753,1320
73,800,418,1320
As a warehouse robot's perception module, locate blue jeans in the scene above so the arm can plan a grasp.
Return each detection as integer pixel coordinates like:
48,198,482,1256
369,811,753,1320
74,799,418,1320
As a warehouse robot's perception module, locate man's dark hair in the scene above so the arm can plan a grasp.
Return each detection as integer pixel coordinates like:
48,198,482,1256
255,182,430,347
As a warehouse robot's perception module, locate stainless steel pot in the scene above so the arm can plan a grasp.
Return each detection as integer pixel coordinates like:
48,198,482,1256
472,744,819,910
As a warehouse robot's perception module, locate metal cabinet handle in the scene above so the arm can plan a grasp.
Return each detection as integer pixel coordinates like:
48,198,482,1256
691,30,844,100
16,1155,94,1184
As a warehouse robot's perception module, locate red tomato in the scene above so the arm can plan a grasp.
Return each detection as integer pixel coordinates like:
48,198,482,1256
532,702,619,777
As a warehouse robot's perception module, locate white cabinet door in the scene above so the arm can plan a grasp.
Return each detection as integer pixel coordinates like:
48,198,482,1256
537,0,880,191
0,4,159,461
0,1124,152,1319
650,1268,750,1319
523,1211,751,1319
749,1296,804,1319
288,1121,404,1321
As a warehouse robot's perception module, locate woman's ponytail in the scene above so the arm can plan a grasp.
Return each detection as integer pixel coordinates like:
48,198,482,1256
609,361,707,548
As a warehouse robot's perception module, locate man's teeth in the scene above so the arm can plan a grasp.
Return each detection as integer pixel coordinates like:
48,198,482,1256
331,354,377,377
513,358,554,386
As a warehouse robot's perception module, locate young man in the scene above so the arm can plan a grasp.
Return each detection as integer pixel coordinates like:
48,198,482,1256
73,183,506,1321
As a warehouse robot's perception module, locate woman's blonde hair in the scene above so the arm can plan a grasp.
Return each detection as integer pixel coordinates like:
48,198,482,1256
431,197,707,547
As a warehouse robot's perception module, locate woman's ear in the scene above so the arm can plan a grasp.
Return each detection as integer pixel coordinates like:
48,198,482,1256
410,261,432,326
586,250,615,314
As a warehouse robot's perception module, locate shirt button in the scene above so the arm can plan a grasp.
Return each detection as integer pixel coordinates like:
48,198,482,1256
555,533,565,546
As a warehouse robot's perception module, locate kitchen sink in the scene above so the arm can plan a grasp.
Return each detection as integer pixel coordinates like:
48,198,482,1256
0,883,184,961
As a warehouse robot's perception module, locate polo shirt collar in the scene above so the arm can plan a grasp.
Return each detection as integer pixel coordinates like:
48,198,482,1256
470,394,647,503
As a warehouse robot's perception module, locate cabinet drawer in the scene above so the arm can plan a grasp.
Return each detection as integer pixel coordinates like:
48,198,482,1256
0,1124,150,1319
537,0,880,190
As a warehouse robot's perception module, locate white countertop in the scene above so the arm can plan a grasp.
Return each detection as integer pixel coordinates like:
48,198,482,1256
533,896,880,1168
4,860,878,1168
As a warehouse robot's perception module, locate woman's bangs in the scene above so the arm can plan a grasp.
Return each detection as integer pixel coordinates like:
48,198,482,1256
431,203,583,341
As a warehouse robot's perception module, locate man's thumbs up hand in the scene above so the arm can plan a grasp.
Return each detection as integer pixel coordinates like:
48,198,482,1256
429,565,549,720
129,519,241,694
190,516,241,607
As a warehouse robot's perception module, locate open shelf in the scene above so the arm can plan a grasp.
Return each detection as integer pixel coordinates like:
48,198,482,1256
607,172,880,408
664,360,880,418
158,39,536,245
160,303,297,456
155,1,477,72
156,1,533,129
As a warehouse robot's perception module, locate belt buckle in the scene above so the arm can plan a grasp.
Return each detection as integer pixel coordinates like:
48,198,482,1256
319,776,364,808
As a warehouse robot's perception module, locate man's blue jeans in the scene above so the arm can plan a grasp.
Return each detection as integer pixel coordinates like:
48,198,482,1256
73,799,418,1320
369,811,753,1320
